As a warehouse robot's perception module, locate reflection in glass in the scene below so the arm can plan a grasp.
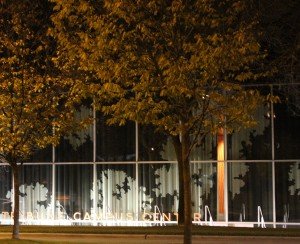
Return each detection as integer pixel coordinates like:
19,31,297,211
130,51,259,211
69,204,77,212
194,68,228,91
56,165,93,220
227,105,272,160
138,163,178,220
95,164,136,221
96,114,135,162
139,125,175,161
0,166,11,214
276,162,300,223
191,163,217,220
228,162,273,221
55,105,93,162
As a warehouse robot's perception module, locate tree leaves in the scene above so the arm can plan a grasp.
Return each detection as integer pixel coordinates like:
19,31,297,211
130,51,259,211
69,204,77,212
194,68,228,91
0,0,90,162
51,0,268,144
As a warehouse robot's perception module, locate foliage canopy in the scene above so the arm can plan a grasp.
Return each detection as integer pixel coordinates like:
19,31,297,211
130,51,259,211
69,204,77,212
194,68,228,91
0,0,89,162
51,0,265,143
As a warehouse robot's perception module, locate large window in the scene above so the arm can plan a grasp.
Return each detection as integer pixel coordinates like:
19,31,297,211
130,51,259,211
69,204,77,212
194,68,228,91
227,105,272,161
138,163,178,221
18,165,53,221
228,162,273,222
55,164,93,220
190,136,217,161
139,126,216,161
138,125,175,161
95,164,136,222
55,105,93,162
191,163,217,220
274,86,300,160
0,166,11,214
96,114,135,162
276,161,300,223
29,146,52,163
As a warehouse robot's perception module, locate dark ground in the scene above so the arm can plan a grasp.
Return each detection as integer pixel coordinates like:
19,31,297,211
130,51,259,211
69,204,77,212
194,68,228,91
0,233,300,244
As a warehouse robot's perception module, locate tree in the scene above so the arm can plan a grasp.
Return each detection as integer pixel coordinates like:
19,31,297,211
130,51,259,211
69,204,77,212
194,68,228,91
51,0,267,243
0,0,90,239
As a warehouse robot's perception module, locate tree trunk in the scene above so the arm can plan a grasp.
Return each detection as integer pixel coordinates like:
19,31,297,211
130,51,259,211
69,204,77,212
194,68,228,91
172,136,185,224
178,161,185,224
173,133,192,243
182,133,192,244
12,164,20,239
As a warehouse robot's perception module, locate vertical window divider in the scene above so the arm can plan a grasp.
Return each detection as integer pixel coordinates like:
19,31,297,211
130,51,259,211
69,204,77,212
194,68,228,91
135,121,139,221
52,142,55,222
224,124,228,224
93,103,97,225
93,103,97,163
271,85,276,228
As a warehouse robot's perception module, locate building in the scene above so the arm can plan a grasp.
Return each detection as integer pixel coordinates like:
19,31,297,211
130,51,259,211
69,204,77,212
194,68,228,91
0,84,299,227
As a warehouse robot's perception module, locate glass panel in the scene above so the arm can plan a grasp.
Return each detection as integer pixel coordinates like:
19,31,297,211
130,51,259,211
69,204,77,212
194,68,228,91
191,163,217,220
95,164,136,222
138,125,175,161
17,165,52,222
228,162,273,222
55,165,93,220
0,166,12,218
55,105,93,162
138,163,178,221
274,85,300,159
227,104,272,160
190,136,217,161
28,146,52,163
276,161,300,223
139,126,216,161
96,113,135,162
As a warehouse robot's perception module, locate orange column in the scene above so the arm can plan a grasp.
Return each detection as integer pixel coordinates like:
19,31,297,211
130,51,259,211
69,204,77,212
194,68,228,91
217,129,225,217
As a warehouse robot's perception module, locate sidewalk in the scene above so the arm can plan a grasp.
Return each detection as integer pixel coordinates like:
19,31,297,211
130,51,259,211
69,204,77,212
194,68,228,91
1,233,300,244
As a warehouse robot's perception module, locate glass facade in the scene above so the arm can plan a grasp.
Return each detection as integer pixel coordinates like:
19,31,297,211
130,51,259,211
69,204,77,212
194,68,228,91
0,84,300,227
